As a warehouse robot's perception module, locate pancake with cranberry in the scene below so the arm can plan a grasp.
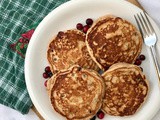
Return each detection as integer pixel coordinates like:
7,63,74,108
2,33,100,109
47,65,105,120
86,15,143,70
101,63,149,116
47,29,99,74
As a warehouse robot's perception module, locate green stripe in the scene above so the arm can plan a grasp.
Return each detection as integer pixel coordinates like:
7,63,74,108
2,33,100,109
0,0,69,114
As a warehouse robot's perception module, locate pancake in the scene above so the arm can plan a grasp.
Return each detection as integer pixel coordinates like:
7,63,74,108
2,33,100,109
86,15,143,70
47,65,105,120
101,63,149,116
47,29,99,74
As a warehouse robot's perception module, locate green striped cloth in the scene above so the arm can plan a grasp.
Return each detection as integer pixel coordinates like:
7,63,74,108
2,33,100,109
0,0,69,114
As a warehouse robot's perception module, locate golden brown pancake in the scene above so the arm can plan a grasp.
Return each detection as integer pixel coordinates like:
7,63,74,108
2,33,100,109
101,63,149,116
86,15,143,70
47,29,99,74
47,65,105,120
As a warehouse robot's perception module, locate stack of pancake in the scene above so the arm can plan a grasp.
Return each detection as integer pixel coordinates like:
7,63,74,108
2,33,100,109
46,15,149,120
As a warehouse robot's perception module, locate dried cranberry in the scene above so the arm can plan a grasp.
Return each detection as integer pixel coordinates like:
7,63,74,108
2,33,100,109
134,59,142,66
43,72,48,79
86,18,93,26
48,72,53,78
139,54,145,60
76,23,83,30
83,25,90,33
45,66,51,73
97,110,105,119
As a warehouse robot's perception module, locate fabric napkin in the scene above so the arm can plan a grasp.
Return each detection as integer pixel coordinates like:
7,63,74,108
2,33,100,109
0,0,69,114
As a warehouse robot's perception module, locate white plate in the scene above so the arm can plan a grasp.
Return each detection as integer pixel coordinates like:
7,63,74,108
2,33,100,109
25,0,160,120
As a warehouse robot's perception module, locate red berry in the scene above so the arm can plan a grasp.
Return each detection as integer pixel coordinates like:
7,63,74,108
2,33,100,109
43,72,48,79
48,72,53,78
76,23,83,30
45,66,51,73
83,25,90,33
97,111,105,119
134,59,142,66
139,54,145,60
44,80,48,87
86,18,93,25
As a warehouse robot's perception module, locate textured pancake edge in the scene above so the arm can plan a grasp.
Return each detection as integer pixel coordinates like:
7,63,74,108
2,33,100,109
47,65,105,120
86,15,116,70
47,29,86,74
86,15,143,70
101,62,149,116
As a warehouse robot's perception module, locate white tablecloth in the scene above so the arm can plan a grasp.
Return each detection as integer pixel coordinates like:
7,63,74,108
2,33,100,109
0,0,160,120
0,104,39,120
138,0,160,27
137,0,160,119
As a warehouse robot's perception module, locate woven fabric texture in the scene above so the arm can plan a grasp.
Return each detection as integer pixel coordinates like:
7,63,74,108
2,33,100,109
0,0,69,114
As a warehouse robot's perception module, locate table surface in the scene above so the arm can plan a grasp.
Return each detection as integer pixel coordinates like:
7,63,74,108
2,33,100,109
31,0,143,119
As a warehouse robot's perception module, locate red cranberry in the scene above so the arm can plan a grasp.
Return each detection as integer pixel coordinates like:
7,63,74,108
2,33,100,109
139,54,145,60
76,23,83,30
83,25,90,33
97,111,105,119
86,18,93,25
43,72,48,79
45,66,51,73
134,59,142,66
44,80,48,87
48,72,53,78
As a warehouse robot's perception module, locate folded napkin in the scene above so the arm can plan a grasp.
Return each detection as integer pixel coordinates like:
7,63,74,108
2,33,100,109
0,0,69,114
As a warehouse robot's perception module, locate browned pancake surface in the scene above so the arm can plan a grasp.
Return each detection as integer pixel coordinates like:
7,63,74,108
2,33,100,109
48,65,105,120
102,63,149,116
86,15,143,70
47,30,99,73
